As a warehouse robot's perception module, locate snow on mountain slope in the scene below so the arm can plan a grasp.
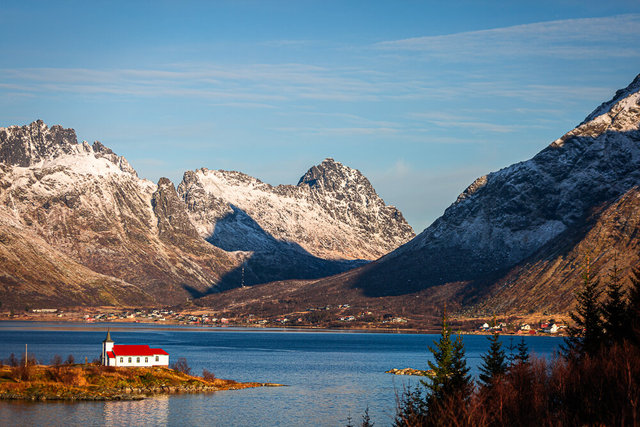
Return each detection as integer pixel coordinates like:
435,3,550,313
0,119,137,175
0,120,413,303
351,74,640,296
472,185,640,315
177,158,415,262
0,121,241,305
0,207,155,308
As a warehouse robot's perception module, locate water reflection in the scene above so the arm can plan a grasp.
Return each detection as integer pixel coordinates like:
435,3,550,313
104,396,169,426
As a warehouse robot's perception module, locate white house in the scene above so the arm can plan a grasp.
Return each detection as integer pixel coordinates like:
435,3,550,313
101,330,169,367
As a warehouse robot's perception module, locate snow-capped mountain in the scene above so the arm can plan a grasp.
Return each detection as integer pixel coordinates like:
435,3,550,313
0,121,414,305
0,120,137,175
0,121,242,306
347,74,640,299
176,159,414,287
178,159,413,260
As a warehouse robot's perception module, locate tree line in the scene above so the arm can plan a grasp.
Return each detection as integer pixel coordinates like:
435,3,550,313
393,255,640,426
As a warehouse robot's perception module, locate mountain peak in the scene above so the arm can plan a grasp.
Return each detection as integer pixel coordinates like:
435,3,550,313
581,73,640,125
297,158,362,190
0,120,78,167
321,157,338,165
354,74,640,298
551,74,640,148
0,120,137,176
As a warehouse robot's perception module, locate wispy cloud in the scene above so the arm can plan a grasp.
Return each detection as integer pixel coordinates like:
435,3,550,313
375,14,640,60
410,112,542,134
273,126,399,136
0,64,394,103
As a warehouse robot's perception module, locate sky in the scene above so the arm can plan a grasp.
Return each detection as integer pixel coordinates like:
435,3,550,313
1,1,640,232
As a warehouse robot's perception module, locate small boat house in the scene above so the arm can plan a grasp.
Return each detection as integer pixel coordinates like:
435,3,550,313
101,330,169,367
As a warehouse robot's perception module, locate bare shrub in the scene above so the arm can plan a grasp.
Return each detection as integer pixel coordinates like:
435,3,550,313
60,367,86,386
7,353,18,367
394,343,640,426
65,354,75,365
202,368,216,381
51,354,63,367
11,354,37,381
170,357,191,375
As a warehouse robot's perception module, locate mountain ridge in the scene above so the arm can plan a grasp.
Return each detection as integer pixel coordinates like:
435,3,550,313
195,74,640,319
280,73,640,315
0,121,414,306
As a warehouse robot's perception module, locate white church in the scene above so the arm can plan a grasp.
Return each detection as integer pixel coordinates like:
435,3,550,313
101,330,169,367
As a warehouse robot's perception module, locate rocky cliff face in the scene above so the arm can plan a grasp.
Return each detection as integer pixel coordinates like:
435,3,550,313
349,74,640,299
0,121,242,306
178,158,414,261
471,185,640,315
0,120,137,175
176,158,414,287
0,121,414,305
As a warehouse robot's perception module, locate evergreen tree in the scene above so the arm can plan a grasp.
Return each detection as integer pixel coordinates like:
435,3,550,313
563,255,603,358
360,407,374,427
478,331,508,388
601,255,629,345
450,334,472,399
514,338,530,365
627,263,640,345
506,336,516,366
423,307,472,405
393,386,428,427
395,307,472,426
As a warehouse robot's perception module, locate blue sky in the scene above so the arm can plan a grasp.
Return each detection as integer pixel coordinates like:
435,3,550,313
2,1,640,232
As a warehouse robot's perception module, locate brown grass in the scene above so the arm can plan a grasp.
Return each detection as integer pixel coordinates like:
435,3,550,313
0,363,273,401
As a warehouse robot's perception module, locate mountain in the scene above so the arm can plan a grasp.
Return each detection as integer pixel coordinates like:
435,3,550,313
473,185,640,315
177,159,414,287
217,74,640,317
0,120,242,307
0,207,152,309
0,121,413,307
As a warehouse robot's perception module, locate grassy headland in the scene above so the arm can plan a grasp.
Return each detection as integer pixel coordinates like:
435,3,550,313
0,364,281,401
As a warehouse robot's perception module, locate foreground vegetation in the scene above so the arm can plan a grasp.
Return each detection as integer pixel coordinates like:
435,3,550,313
392,255,640,426
0,361,277,401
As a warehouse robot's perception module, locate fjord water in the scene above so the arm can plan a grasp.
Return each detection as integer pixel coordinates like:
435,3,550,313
0,322,561,426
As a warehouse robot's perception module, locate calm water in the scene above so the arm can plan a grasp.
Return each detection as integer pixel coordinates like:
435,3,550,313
0,322,562,426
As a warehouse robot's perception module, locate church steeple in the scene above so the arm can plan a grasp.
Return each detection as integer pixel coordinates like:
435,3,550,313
102,329,115,365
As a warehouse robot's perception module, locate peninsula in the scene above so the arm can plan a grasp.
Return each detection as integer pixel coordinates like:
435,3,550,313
0,363,281,401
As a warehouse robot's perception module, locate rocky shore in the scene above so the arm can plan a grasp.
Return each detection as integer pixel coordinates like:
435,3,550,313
0,364,282,401
385,368,434,376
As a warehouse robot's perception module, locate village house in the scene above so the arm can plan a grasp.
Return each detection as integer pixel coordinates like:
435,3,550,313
101,330,169,367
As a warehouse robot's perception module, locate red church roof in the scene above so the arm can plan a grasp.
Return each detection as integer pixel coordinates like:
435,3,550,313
110,344,168,357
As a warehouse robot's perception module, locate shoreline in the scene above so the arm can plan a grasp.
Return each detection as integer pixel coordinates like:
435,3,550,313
0,316,441,334
0,364,283,402
0,318,566,338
